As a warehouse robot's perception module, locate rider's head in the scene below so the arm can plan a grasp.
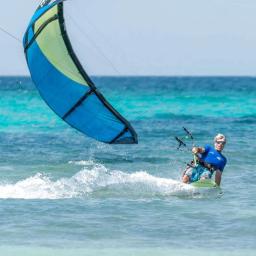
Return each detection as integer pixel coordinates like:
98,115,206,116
214,134,226,152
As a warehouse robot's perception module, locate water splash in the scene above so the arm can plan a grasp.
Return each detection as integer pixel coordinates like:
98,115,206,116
0,163,220,200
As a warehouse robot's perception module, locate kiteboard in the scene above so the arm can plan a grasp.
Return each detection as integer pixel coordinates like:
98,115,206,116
191,179,218,188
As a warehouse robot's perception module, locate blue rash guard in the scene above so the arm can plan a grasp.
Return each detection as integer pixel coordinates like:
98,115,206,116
200,144,227,172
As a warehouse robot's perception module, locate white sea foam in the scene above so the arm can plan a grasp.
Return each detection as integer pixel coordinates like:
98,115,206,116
68,160,95,166
0,163,211,200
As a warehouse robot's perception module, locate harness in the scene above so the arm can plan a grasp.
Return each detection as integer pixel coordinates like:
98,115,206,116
188,156,217,174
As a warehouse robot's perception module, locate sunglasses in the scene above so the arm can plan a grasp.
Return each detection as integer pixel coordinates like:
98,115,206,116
215,141,226,145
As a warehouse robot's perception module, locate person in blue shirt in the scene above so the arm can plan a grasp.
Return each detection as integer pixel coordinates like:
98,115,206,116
182,134,227,186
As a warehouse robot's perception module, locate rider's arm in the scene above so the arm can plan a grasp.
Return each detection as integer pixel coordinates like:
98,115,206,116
215,159,226,186
215,170,222,186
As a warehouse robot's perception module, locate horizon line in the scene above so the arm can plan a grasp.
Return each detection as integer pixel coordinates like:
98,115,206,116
0,75,256,78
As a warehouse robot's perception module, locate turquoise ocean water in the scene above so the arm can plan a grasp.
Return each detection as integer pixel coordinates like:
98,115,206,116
0,76,255,255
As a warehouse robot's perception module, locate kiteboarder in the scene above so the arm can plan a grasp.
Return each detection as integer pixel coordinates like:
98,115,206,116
182,134,227,186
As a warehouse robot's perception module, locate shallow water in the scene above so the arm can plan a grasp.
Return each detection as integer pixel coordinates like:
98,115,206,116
0,76,255,255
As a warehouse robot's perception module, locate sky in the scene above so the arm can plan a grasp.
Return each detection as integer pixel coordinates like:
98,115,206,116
0,0,256,76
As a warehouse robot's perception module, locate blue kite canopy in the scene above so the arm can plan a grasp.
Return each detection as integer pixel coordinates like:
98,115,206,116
23,0,138,144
